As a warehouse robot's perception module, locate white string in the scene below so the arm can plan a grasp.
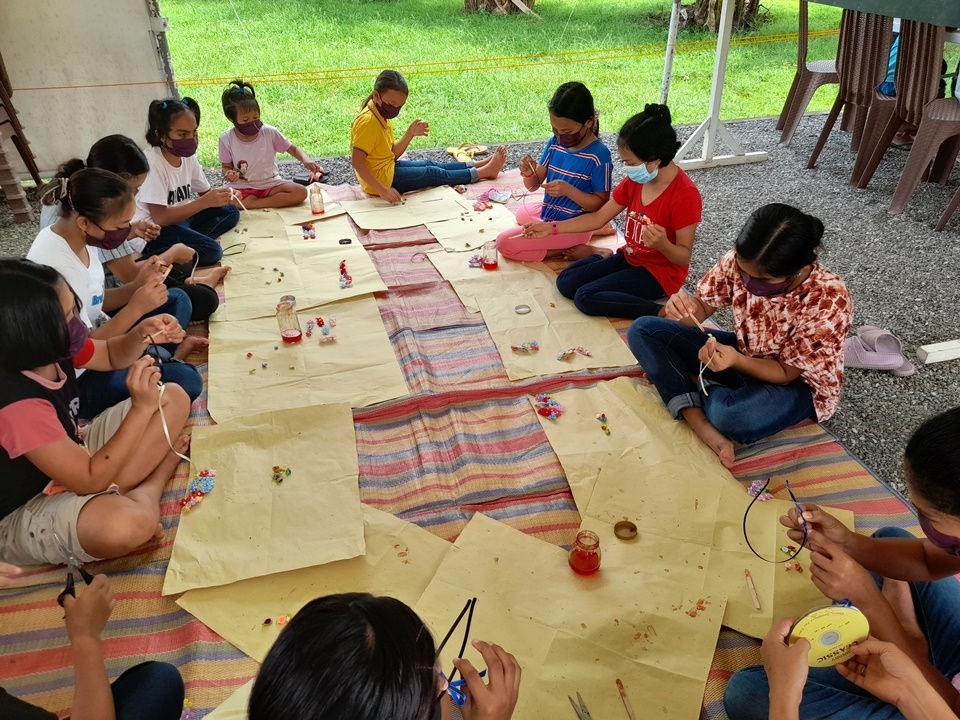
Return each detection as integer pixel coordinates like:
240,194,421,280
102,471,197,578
158,382,191,464
698,346,717,397
230,188,252,218
226,0,266,73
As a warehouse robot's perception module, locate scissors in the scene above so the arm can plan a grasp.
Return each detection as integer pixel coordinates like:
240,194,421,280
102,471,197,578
569,691,592,720
53,531,94,607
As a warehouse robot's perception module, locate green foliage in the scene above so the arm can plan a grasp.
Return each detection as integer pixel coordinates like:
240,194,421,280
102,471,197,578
161,0,844,165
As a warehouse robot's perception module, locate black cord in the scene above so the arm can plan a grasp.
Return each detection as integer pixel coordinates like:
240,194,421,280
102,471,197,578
742,478,808,563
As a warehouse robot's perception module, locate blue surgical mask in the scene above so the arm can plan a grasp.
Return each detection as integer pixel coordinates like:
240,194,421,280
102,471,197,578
624,164,658,184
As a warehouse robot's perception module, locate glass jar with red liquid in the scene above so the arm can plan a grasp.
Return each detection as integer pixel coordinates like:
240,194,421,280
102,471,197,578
568,530,601,575
276,298,302,343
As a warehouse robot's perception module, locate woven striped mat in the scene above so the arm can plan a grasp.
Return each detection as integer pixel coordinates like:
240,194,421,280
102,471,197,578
0,179,918,719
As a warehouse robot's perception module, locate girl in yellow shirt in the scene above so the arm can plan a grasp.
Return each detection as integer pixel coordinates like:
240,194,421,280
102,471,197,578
350,70,506,202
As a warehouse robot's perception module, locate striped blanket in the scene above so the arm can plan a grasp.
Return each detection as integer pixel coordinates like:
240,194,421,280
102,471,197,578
0,177,917,719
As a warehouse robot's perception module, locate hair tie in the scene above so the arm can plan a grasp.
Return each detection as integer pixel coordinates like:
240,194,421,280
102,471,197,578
161,100,168,109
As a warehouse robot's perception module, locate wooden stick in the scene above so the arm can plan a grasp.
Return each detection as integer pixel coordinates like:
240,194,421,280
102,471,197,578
689,313,706,332
744,568,761,610
615,678,637,720
159,263,173,282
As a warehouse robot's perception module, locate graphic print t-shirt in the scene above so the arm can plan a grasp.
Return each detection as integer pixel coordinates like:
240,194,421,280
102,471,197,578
135,146,210,222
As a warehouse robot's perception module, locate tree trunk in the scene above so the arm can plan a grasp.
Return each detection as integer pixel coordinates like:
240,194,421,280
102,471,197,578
680,0,762,32
463,0,536,14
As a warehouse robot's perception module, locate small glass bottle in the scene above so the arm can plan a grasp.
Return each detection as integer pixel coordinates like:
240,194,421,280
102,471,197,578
481,240,499,270
568,530,601,575
276,299,302,343
309,185,325,215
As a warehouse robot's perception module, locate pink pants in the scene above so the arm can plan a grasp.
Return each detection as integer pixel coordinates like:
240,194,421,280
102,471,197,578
495,202,592,262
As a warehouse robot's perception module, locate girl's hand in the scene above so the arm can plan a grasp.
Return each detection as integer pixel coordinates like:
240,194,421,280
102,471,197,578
454,640,522,720
203,187,235,208
303,161,324,179
131,218,161,241
407,119,429,138
761,617,810,707
641,222,668,250
138,314,185,346
836,639,927,708
522,222,551,239
0,562,22,589
780,505,853,554
64,574,114,644
131,274,169,314
698,335,739,372
133,255,164,288
542,179,573,198
126,355,162,408
380,187,403,204
809,539,881,607
663,292,702,322
518,155,537,178
223,169,241,183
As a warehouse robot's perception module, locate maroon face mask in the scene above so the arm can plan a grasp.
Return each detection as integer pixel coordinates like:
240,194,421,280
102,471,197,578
917,512,960,556
376,100,402,120
67,315,89,358
166,137,199,158
85,221,129,250
235,119,263,136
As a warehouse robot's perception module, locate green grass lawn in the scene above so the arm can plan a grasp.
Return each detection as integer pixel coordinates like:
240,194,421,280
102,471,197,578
161,0,845,166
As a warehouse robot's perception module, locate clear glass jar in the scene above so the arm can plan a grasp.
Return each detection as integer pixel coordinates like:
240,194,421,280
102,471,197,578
481,240,498,270
276,299,302,343
309,185,325,215
568,530,601,575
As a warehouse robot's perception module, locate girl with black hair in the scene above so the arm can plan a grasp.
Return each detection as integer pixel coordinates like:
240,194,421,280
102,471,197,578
27,168,204,419
629,203,852,468
351,70,507,202
219,79,323,209
137,97,239,267
249,593,521,720
524,104,702,318
725,407,960,720
496,81,612,262
39,134,224,322
0,258,191,568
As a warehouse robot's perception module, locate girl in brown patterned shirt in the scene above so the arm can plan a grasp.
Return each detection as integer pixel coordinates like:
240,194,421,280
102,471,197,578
628,204,852,468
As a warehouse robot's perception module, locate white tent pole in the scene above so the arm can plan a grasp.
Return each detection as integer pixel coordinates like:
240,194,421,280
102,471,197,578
675,0,767,170
660,0,682,105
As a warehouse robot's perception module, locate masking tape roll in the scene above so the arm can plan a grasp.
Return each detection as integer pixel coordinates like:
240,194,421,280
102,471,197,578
788,605,870,668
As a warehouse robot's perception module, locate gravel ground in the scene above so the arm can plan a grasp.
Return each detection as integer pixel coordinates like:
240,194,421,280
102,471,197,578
3,115,958,496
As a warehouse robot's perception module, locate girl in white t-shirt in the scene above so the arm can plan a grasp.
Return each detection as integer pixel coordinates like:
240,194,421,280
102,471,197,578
219,79,324,209
137,97,239,267
26,168,203,419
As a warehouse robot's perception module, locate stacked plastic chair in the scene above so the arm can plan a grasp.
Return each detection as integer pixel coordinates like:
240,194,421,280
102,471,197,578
0,50,40,223
777,0,840,146
806,10,893,169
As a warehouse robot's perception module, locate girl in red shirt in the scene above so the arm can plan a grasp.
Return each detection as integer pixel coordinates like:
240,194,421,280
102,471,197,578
522,104,702,318
629,204,852,468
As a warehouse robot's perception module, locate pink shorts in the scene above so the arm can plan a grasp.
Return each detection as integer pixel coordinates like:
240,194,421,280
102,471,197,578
236,187,274,199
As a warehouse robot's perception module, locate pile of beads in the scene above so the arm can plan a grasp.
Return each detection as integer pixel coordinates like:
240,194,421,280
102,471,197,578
339,260,352,289
305,319,315,338
596,412,611,435
181,698,196,720
302,224,316,239
468,254,483,268
534,393,565,420
748,478,774,502
510,341,539,353
780,545,798,555
784,562,803,573
556,346,592,361
272,465,292,484
309,316,337,344
452,184,467,193
179,469,215,513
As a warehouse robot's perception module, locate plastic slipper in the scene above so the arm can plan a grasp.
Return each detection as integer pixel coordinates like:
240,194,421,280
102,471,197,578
446,143,489,162
843,336,904,371
857,325,917,377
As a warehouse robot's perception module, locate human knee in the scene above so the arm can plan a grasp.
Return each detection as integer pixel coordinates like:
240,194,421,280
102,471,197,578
200,245,224,266
723,666,770,720
159,379,194,413
222,204,241,223
873,527,915,540
556,270,579,299
99,505,161,557
496,232,524,260
290,183,308,203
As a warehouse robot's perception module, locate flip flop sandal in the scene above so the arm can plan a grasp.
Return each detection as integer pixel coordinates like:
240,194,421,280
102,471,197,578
856,325,917,377
843,336,904,371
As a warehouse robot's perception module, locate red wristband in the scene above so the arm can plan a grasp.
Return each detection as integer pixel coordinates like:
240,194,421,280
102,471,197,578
552,222,558,235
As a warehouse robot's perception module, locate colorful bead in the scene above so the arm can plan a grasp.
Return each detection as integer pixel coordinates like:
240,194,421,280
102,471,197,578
272,466,292,484
510,341,539,353
533,393,565,420
179,470,215,512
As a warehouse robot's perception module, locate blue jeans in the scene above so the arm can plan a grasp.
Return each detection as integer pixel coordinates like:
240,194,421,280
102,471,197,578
627,317,815,444
391,159,479,193
724,528,960,720
78,351,202,419
142,204,239,266
556,253,666,318
112,661,185,720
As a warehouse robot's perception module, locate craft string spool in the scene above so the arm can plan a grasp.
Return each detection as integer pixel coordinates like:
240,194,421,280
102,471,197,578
742,478,808,563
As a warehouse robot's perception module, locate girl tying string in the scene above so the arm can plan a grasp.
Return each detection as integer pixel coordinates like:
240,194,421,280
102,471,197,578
496,81,612,262
351,70,507,203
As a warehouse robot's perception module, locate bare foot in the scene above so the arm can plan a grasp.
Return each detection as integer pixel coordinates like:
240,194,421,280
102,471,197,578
592,223,617,237
473,148,501,169
681,407,736,469
152,522,165,542
477,146,507,180
562,244,612,261
881,579,928,657
172,335,209,361
189,265,232,288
